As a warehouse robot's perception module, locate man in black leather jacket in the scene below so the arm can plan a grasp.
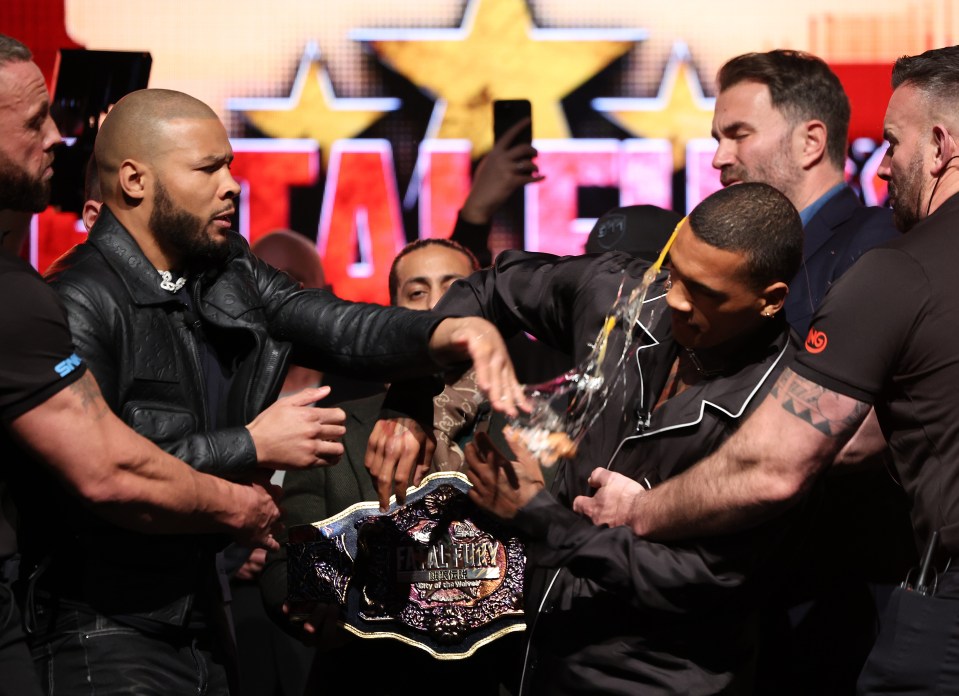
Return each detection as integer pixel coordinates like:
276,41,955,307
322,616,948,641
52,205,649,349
31,88,522,696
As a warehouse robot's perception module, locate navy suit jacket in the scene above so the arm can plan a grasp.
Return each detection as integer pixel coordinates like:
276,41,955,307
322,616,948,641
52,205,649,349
785,186,900,337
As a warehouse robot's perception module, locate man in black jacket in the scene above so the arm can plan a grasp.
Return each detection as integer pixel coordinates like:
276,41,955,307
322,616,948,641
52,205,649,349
35,87,522,695
446,182,805,694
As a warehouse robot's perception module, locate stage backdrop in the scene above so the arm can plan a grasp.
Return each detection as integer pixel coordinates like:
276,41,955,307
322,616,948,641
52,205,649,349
2,0,954,303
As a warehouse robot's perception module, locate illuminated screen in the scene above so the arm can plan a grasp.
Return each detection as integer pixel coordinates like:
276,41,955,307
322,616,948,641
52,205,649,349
3,0,953,303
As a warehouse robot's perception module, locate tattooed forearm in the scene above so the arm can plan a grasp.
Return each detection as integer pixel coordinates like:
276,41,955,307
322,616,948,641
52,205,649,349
771,369,870,438
68,372,111,420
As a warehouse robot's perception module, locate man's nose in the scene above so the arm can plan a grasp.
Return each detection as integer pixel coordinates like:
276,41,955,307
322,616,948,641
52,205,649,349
877,154,892,182
712,139,734,170
222,171,241,198
43,114,62,151
665,280,691,314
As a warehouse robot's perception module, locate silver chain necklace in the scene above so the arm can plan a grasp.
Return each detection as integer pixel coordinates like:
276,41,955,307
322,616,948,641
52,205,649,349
157,269,187,293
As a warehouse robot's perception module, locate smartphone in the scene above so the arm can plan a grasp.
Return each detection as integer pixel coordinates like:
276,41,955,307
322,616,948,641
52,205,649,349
493,99,532,146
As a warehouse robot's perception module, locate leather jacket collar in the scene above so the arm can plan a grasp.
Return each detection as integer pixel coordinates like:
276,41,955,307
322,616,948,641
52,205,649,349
88,205,184,307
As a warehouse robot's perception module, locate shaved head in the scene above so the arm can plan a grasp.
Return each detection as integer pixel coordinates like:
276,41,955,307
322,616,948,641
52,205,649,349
90,88,240,273
252,230,327,290
94,89,219,202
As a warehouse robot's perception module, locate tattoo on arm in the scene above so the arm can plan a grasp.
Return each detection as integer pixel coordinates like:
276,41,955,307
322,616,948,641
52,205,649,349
771,371,870,438
68,372,111,421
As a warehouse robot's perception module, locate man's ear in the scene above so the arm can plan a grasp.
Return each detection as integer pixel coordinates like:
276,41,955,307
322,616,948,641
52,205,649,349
798,119,828,170
118,159,147,201
758,281,789,317
930,124,958,177
81,200,101,232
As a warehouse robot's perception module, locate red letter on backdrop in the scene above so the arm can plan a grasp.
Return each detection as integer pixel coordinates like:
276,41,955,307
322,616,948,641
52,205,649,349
31,211,86,275
318,140,405,305
524,139,677,256
229,139,320,246
525,140,621,257
618,139,673,210
684,138,724,213
417,139,472,240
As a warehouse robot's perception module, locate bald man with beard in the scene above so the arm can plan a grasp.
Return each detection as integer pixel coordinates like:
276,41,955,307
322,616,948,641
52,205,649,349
35,88,524,695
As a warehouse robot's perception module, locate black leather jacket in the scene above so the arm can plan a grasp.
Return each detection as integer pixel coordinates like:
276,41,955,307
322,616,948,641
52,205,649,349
21,205,443,625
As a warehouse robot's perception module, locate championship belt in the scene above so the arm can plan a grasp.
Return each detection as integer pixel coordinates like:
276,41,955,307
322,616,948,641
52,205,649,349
286,471,526,659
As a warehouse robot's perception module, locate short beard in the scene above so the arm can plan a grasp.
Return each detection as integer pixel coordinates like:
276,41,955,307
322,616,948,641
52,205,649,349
890,186,922,232
149,178,231,272
719,136,802,204
0,153,50,212
889,149,925,233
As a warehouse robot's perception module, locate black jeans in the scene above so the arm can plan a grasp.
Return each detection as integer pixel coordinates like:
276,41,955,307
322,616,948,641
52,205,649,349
28,600,230,696
858,571,959,695
0,561,43,696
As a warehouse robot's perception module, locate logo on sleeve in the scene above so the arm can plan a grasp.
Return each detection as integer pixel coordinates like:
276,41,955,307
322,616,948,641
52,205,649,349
54,353,82,378
804,328,828,354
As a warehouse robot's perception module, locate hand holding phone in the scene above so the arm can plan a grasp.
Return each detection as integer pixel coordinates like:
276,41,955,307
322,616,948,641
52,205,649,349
459,99,542,226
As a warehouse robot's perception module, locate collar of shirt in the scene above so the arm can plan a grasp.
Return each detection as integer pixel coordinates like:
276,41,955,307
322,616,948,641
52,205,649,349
799,182,847,227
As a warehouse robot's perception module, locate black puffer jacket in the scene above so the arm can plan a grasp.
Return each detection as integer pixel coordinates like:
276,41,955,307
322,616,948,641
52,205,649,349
18,205,442,625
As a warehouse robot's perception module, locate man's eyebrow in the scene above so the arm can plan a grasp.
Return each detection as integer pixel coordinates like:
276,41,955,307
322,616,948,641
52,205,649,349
670,257,724,297
403,272,466,287
194,152,233,167
712,120,750,139
25,100,50,127
685,277,724,297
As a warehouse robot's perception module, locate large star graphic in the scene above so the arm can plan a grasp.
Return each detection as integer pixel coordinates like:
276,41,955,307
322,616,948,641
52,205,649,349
227,43,400,164
593,43,716,171
350,0,646,157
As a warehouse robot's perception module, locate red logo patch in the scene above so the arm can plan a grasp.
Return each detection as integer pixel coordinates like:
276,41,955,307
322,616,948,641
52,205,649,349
805,328,828,354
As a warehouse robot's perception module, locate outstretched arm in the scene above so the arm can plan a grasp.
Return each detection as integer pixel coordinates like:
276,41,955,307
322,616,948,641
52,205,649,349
9,370,282,548
464,429,779,613
574,368,871,540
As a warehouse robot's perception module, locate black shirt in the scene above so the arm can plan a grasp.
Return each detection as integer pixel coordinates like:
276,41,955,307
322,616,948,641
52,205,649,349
0,249,85,423
793,192,959,555
0,249,85,559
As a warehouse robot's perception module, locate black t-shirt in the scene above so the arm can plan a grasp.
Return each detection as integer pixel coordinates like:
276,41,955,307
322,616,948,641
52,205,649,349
793,192,959,555
0,249,86,560
0,249,86,424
